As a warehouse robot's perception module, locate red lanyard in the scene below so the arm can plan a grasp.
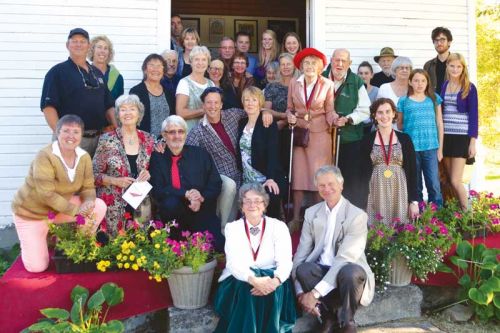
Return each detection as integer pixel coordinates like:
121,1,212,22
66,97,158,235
377,130,394,166
303,78,320,112
244,217,266,261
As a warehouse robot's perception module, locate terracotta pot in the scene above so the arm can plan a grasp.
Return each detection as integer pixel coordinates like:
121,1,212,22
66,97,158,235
167,259,217,309
389,254,412,286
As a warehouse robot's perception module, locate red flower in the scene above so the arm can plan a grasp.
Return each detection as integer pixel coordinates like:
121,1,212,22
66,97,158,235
124,212,133,221
117,220,123,231
101,193,115,206
454,212,462,219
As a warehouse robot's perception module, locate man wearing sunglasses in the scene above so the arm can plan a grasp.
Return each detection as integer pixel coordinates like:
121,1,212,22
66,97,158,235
41,28,117,156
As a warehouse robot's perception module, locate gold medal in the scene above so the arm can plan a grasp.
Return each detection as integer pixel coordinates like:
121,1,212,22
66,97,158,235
384,169,393,178
304,113,310,122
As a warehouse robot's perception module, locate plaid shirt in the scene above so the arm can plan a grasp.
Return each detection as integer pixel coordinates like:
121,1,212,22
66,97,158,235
186,108,246,186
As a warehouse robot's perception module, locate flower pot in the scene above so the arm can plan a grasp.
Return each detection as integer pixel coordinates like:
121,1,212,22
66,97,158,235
52,250,98,274
167,259,217,309
389,254,412,286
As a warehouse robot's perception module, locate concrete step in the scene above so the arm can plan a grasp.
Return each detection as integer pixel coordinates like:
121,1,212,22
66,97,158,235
167,284,423,333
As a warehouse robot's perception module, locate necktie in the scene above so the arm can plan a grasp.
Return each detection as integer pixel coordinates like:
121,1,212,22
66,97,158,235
171,155,181,189
249,226,260,236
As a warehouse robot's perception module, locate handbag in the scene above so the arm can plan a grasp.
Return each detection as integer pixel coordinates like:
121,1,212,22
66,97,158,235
293,126,310,147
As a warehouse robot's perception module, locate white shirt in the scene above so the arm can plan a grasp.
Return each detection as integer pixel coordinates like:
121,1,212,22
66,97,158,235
333,73,371,125
219,217,293,284
51,141,86,182
315,197,344,296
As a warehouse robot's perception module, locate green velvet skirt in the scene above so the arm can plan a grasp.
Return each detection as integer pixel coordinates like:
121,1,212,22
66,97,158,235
214,268,297,333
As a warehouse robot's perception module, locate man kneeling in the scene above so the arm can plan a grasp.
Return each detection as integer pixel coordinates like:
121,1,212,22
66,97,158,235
292,165,375,333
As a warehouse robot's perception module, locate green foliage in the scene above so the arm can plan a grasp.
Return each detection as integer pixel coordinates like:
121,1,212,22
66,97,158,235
445,240,500,322
0,243,20,277
49,223,100,263
25,282,125,332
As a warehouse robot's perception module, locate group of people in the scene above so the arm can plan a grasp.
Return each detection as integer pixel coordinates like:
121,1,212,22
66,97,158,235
10,19,478,332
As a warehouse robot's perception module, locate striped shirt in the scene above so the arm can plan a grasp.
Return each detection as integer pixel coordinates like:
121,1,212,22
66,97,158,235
443,92,469,135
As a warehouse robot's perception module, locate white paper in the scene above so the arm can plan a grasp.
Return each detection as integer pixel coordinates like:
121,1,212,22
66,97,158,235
122,181,153,209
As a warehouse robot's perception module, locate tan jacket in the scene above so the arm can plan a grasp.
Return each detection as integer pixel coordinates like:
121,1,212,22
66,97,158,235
292,198,375,306
12,144,96,220
286,75,335,133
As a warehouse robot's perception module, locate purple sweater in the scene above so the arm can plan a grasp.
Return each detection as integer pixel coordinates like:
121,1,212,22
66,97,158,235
440,81,478,138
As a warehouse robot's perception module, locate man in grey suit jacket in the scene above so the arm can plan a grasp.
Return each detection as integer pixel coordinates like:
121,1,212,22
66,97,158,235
292,165,375,333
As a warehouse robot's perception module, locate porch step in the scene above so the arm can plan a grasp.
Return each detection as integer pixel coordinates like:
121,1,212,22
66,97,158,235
167,284,423,333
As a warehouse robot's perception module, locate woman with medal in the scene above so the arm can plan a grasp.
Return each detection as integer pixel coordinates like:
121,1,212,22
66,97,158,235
286,48,336,231
214,182,296,333
360,98,419,225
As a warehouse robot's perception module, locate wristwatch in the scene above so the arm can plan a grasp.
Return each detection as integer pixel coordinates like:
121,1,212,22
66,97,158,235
346,116,354,125
312,289,321,299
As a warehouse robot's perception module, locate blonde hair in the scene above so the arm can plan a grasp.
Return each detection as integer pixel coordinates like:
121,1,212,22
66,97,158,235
259,30,280,67
241,86,265,108
88,35,114,63
446,53,471,99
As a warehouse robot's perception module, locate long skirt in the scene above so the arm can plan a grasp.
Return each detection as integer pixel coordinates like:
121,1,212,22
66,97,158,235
214,268,296,333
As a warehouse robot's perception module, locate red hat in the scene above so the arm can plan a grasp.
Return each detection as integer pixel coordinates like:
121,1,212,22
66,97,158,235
293,47,327,70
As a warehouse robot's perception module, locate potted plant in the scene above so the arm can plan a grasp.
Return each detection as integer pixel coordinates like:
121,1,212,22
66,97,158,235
367,204,455,287
23,282,125,332
166,230,217,309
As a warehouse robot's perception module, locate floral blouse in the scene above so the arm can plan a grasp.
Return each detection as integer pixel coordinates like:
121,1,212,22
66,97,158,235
93,128,154,235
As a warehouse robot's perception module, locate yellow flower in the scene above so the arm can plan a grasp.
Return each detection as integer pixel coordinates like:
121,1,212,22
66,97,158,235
122,255,128,261
155,244,160,249
117,263,123,268
124,263,130,269
132,264,139,271
122,248,130,255
116,254,122,260
154,275,162,282
129,255,135,261
148,275,153,280
105,261,111,267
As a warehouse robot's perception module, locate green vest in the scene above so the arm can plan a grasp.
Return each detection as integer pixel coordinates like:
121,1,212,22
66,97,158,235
323,67,365,144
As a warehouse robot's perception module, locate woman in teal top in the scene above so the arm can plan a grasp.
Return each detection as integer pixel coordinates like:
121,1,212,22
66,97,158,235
88,35,124,101
397,69,443,207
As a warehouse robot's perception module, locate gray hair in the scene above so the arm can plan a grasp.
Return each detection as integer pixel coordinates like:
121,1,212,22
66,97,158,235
161,115,187,133
238,182,270,208
332,48,351,61
276,52,300,81
55,114,85,135
114,94,145,127
390,56,413,78
314,165,344,186
189,45,211,64
161,49,178,59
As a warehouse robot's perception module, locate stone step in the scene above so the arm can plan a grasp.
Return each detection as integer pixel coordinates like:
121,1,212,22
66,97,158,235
167,284,423,333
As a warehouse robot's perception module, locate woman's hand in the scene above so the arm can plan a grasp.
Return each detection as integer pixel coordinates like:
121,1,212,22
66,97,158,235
78,200,95,218
263,179,279,195
326,112,339,127
286,111,297,125
113,177,135,188
136,170,151,182
186,189,204,203
468,140,476,158
408,202,419,220
437,148,443,162
262,111,273,128
248,276,277,296
154,139,166,154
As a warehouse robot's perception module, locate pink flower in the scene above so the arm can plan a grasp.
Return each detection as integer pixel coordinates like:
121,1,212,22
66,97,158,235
490,204,499,210
430,202,438,212
404,224,416,232
439,226,449,235
469,190,478,197
152,220,164,229
430,217,439,225
454,212,462,219
76,214,86,225
486,192,493,198
424,226,433,235
127,220,139,230
171,220,179,228
392,217,401,223
492,218,500,225
376,230,384,237
419,236,425,241
47,211,56,220
181,230,191,238
418,201,426,210
375,213,383,221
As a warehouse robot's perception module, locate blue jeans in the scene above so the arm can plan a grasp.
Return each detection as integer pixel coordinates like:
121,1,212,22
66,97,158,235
415,149,443,206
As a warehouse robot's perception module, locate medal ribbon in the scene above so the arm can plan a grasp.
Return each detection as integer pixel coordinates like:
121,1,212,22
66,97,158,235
244,217,266,261
377,129,394,167
303,78,319,121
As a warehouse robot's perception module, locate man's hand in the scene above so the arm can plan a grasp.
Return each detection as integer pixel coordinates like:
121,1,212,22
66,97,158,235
298,291,321,316
334,116,349,127
263,179,279,195
186,189,204,203
188,199,201,212
262,110,273,128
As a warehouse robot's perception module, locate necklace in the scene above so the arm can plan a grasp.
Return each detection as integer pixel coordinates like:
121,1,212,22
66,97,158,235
377,129,394,178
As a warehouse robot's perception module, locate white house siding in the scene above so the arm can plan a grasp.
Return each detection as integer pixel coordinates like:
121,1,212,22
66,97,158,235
0,0,170,229
310,0,476,80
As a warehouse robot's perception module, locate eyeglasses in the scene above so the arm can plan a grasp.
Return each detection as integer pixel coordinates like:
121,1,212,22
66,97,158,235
209,67,223,72
242,199,264,206
164,129,186,135
75,64,100,89
433,38,448,44
233,61,246,65
397,66,411,71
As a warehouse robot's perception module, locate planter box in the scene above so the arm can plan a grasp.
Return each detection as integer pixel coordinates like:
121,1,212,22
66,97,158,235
52,250,98,274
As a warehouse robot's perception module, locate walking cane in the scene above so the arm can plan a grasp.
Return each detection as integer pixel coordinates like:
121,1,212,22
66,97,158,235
286,123,295,223
331,126,341,166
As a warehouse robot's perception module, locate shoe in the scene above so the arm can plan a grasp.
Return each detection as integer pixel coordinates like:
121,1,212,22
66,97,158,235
318,315,337,333
338,320,357,333
287,218,303,234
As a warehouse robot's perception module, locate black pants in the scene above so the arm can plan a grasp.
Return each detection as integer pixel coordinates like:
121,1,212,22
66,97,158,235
296,262,366,327
158,196,225,252
338,141,365,208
